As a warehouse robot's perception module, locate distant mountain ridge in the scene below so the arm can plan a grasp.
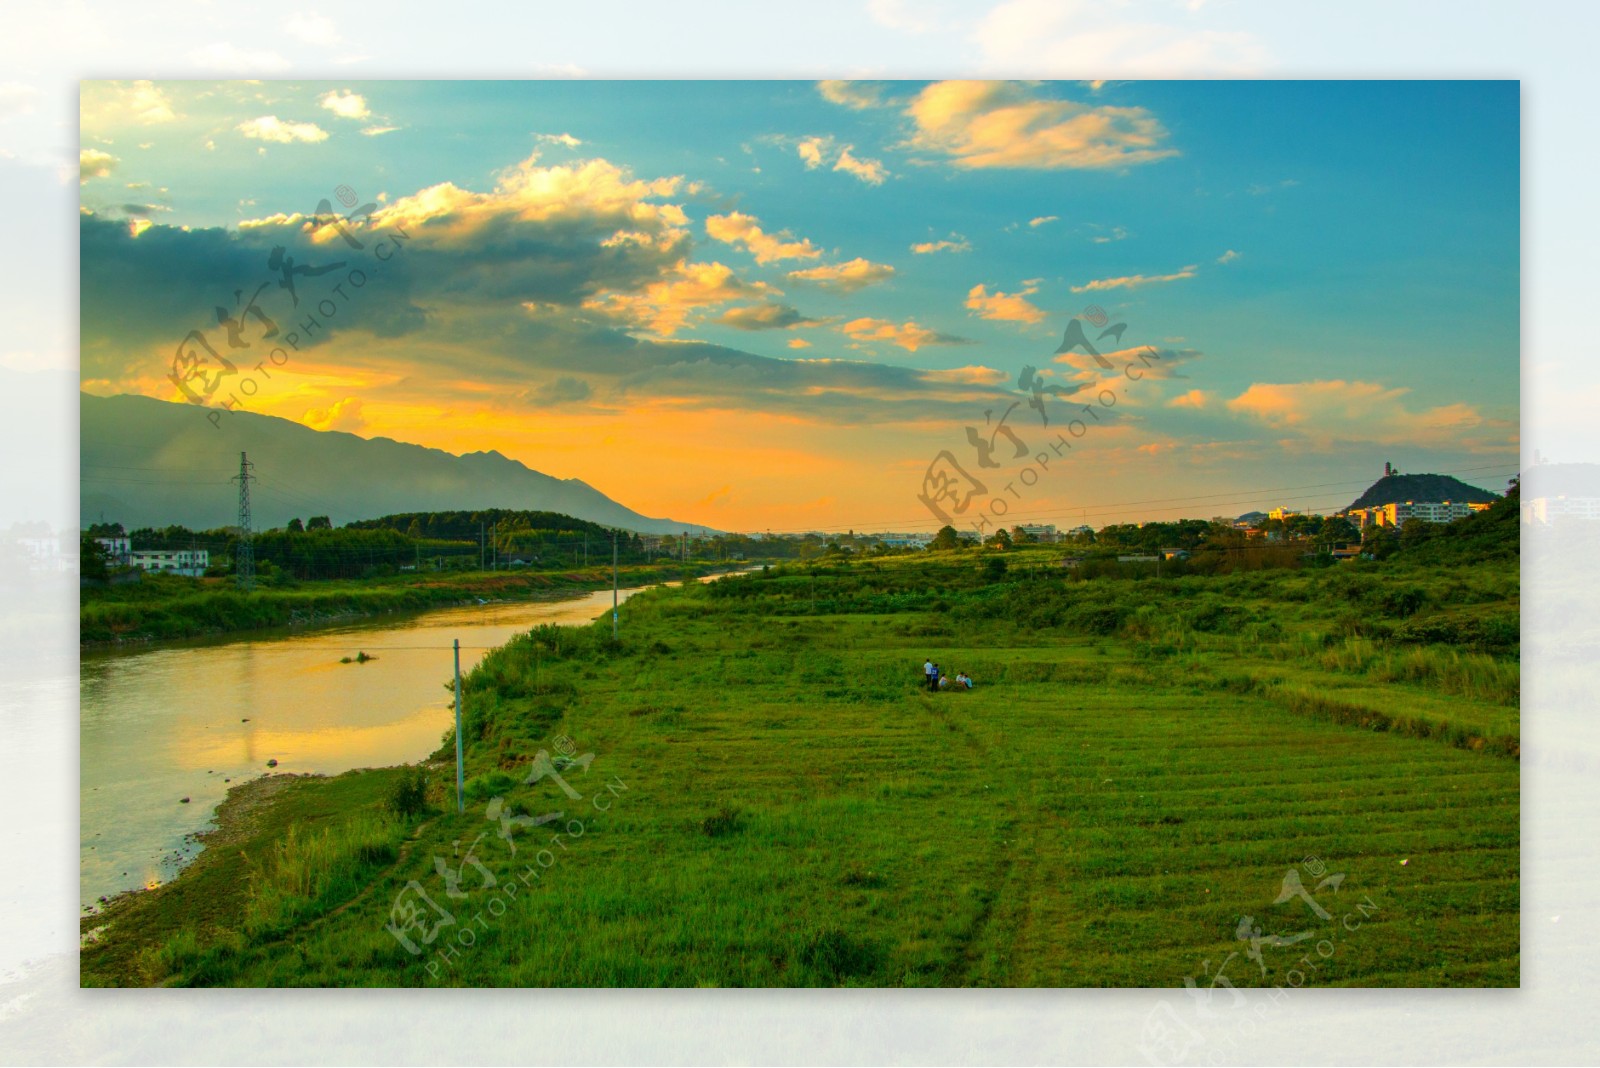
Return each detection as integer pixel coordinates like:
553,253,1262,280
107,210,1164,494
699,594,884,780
1345,472,1500,512
81,393,708,535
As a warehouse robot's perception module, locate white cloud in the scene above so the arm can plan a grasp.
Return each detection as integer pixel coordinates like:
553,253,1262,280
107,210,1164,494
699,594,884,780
867,0,951,34
1028,215,1059,228
286,13,341,47
79,148,117,184
190,42,293,73
535,132,583,148
0,82,39,122
236,116,330,144
1217,249,1241,264
318,90,369,120
975,0,1270,76
361,125,400,137
82,80,176,126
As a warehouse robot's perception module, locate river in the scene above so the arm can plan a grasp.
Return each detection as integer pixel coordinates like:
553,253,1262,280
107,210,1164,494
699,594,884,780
80,576,734,911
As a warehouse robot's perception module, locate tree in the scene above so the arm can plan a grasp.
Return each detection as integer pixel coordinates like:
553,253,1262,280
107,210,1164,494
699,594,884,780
986,528,1013,551
80,534,110,582
930,525,961,551
1010,525,1035,545
306,516,332,530
287,517,304,533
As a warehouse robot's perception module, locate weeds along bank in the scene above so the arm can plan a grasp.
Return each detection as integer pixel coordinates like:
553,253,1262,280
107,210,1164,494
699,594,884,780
84,550,1519,987
79,562,726,645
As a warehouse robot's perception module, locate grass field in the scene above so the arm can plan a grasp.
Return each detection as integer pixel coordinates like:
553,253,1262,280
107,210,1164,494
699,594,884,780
81,550,1519,987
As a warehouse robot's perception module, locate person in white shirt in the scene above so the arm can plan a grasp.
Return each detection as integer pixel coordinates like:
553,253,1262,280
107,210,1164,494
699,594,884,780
923,659,936,692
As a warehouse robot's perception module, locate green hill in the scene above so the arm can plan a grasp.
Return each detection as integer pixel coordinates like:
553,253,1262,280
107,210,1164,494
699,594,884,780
1347,472,1499,511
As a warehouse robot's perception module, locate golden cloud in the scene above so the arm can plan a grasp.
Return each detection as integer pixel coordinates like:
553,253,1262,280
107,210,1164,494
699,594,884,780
840,317,965,352
787,257,896,292
966,282,1045,325
911,235,971,254
1070,265,1196,293
705,212,822,264
904,80,1178,170
584,261,772,337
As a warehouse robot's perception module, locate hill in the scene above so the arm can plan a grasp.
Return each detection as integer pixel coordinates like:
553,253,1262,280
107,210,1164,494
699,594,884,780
1346,472,1500,512
80,393,705,535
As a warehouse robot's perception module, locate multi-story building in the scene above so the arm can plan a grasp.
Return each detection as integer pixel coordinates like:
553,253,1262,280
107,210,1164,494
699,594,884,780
130,548,210,577
1349,501,1489,529
94,536,132,566
1015,523,1058,542
1524,496,1600,523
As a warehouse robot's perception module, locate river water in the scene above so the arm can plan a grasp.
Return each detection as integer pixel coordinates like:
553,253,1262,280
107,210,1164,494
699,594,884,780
80,578,719,911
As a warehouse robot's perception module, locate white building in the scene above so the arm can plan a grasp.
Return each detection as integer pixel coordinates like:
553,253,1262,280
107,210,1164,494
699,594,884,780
130,548,210,577
94,536,132,566
1015,523,1058,542
1351,501,1489,528
1524,496,1600,523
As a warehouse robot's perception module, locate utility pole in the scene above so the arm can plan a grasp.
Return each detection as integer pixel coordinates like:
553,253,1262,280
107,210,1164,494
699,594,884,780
612,530,619,639
479,523,485,571
453,639,464,814
232,451,254,591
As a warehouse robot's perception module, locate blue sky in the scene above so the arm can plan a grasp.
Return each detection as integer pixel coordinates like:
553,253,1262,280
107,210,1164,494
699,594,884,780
78,78,1520,531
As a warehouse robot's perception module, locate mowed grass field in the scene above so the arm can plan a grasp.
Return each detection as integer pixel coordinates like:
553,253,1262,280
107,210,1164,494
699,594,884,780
84,553,1519,987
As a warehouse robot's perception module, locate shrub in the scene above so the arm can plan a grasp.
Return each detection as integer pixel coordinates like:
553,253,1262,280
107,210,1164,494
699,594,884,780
386,767,430,819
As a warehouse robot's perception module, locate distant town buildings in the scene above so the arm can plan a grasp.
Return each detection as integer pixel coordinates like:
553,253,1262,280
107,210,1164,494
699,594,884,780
129,548,210,577
1015,524,1058,542
95,536,131,566
1267,507,1302,521
1523,496,1600,523
1347,501,1490,529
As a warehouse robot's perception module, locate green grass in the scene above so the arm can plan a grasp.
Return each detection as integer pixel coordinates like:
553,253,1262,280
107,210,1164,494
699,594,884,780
82,552,1519,987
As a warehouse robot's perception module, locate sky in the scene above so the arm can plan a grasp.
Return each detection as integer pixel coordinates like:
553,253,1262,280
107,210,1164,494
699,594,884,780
78,77,1519,533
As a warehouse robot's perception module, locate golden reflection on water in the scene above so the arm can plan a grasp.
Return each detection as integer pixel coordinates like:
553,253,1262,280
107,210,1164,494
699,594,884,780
79,586,647,909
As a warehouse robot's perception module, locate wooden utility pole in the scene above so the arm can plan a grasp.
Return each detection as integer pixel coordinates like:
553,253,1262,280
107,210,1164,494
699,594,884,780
612,531,619,639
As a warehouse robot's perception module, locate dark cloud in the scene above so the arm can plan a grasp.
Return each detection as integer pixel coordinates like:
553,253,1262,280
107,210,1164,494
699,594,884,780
716,302,821,331
529,375,592,404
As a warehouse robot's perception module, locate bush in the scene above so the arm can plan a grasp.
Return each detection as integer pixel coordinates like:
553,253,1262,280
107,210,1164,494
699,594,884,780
386,767,430,819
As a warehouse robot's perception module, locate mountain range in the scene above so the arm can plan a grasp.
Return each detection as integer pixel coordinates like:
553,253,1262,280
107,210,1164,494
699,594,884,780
81,393,706,535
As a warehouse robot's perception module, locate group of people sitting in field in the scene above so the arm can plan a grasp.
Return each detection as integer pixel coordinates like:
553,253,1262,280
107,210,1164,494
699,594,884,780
922,660,974,692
